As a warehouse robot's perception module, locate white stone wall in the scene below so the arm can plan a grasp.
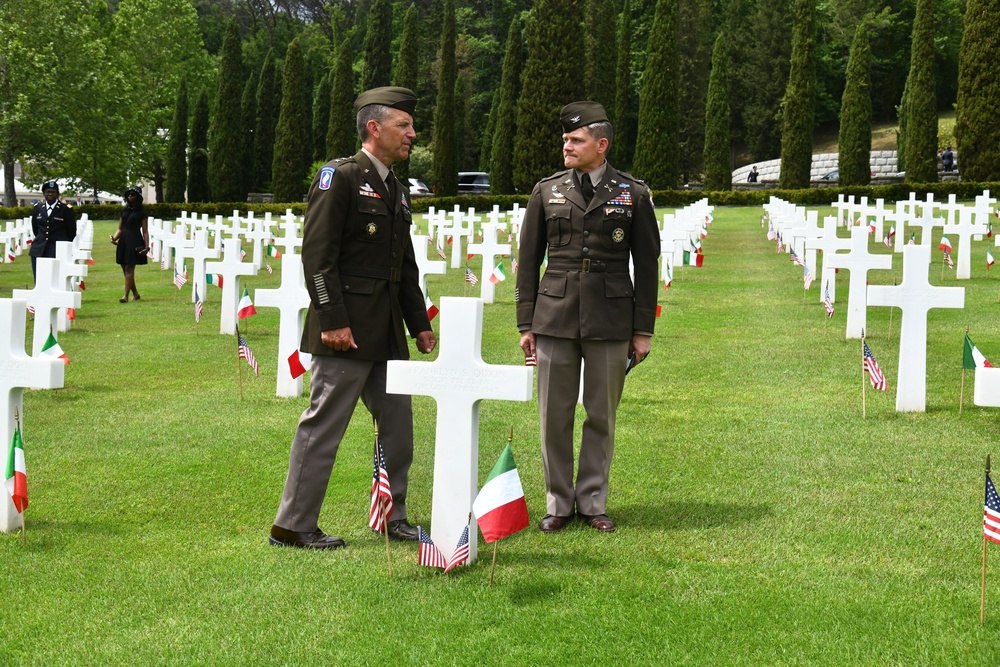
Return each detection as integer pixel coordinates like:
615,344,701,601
731,150,899,183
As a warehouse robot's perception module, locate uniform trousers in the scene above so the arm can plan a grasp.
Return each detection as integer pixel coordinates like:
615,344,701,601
274,354,413,532
535,335,628,517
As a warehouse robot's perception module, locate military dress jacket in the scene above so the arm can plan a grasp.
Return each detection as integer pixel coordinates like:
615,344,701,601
515,164,660,341
300,151,431,362
30,201,77,259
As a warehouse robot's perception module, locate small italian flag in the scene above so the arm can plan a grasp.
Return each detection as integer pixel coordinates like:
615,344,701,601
40,331,69,364
683,250,703,267
425,295,439,321
237,287,257,319
989,248,995,270
5,422,27,513
939,235,952,252
489,261,506,284
287,349,307,379
267,244,281,259
472,443,530,543
964,333,994,369
207,274,224,288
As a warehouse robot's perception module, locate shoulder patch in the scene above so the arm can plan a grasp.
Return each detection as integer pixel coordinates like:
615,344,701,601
318,166,336,190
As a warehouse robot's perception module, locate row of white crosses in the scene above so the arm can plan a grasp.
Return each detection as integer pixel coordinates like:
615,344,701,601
659,198,714,282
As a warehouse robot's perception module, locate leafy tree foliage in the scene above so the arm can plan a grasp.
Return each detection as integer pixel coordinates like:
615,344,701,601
209,19,246,202
433,0,459,195
512,1,585,192
954,0,1000,181
490,14,524,195
779,0,817,189
187,89,211,203
272,39,311,203
838,19,871,186
312,73,331,164
241,74,258,197
165,79,189,203
393,4,420,182
634,0,680,189
703,33,731,191
902,0,937,184
584,0,617,109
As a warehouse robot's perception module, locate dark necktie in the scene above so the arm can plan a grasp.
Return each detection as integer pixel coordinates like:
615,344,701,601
385,173,396,206
580,172,594,205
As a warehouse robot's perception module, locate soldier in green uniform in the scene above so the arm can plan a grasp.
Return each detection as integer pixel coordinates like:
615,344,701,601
516,101,661,534
271,87,437,550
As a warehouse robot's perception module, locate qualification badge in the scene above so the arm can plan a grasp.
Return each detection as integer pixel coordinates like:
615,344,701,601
366,222,378,236
612,228,625,243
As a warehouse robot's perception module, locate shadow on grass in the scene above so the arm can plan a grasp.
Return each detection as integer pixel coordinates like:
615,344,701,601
615,501,772,531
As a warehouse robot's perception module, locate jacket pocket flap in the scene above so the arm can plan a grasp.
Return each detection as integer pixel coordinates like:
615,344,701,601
539,273,567,297
341,276,376,295
604,273,634,298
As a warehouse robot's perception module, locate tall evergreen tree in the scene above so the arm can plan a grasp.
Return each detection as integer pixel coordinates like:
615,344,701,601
240,73,257,196
778,0,816,190
479,91,499,173
432,0,458,196
361,0,392,91
902,0,937,183
312,73,331,163
394,3,420,183
512,1,585,192
584,0,617,109
272,39,311,203
896,81,909,173
736,0,792,163
838,19,872,187
677,0,711,184
633,0,680,189
165,79,189,203
955,0,1000,181
327,38,356,160
209,19,245,202
611,0,634,169
455,71,473,170
490,14,524,194
703,32,731,191
253,49,278,193
187,89,210,203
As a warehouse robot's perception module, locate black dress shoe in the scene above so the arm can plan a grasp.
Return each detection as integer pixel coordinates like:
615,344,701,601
269,524,346,549
539,514,573,533
580,514,615,532
386,519,419,541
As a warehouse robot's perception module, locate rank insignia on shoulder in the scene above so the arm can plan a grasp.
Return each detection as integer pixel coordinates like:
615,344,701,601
318,166,336,190
366,222,378,235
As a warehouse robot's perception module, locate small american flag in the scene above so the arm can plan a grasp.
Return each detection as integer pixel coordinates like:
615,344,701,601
525,354,537,366
369,442,394,532
417,526,447,568
985,474,1000,545
883,232,892,249
443,524,470,573
194,286,203,323
512,257,518,274
265,261,273,275
790,248,804,267
237,330,259,376
803,263,814,290
174,268,188,289
824,283,834,317
465,267,478,285
944,249,954,269
909,232,915,246
863,341,887,391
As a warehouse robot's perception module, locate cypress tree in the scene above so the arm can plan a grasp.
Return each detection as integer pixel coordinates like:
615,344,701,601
241,73,257,197
312,73,332,163
703,32,731,191
838,19,872,187
678,0,711,185
187,89,210,203
253,50,278,193
479,92,499,172
327,38,356,160
633,0,680,189
209,19,245,202
272,38,311,204
738,0,792,163
165,79,189,203
896,82,909,173
611,0,634,169
490,13,524,195
361,0,392,91
432,0,458,196
902,0,937,183
584,0,617,108
955,0,1000,181
512,1,585,192
394,4,420,183
778,0,816,190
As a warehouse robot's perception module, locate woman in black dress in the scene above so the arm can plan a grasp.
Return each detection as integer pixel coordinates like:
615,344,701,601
111,186,149,302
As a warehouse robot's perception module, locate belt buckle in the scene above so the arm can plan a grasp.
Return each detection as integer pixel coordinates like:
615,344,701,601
582,258,591,273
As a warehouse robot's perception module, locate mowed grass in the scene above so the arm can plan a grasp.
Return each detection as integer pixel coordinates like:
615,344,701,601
2,208,1000,666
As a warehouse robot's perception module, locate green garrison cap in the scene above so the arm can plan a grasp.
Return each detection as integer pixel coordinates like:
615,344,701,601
560,101,609,132
354,86,418,115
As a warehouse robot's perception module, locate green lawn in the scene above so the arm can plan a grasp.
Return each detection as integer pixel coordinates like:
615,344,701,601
1,208,999,666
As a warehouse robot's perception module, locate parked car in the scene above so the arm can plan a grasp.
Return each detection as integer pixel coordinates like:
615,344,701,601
819,169,839,181
408,178,431,196
458,171,490,194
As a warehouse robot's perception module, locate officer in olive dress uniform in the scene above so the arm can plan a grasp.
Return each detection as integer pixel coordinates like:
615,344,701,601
516,102,660,534
29,180,77,279
271,87,437,550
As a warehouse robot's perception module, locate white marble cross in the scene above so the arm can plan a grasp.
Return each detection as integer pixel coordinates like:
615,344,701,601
466,221,511,303
244,220,273,272
272,214,303,258
186,230,221,304
907,197,942,250
385,297,533,564
786,209,823,271
824,226,892,338
442,206,474,269
12,258,81,355
944,206,988,279
410,229,446,298
804,215,850,305
205,237,257,335
0,299,64,532
54,241,86,332
255,253,311,397
886,201,910,253
867,244,965,411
